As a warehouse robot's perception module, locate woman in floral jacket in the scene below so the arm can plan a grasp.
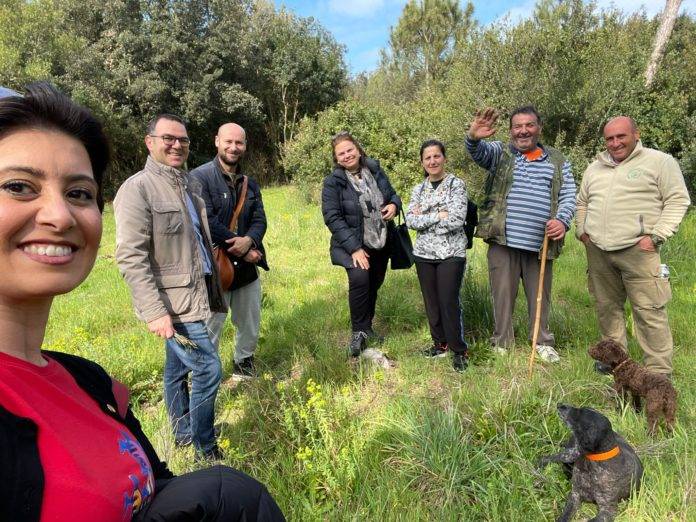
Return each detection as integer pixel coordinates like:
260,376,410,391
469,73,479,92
406,140,469,372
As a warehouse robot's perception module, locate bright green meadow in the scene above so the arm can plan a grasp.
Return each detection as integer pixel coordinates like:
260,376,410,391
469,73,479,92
45,186,694,521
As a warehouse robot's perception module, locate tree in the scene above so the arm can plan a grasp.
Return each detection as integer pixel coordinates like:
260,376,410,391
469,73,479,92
385,0,474,87
0,0,348,190
645,0,683,88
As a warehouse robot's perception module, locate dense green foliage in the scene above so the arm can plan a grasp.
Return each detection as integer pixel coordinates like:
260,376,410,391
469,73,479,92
47,189,695,520
285,0,696,200
0,0,347,194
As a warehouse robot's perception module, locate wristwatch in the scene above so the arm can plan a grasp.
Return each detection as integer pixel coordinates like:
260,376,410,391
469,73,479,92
650,234,664,247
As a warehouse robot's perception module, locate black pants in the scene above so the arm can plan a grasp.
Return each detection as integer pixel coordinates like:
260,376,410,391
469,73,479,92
345,246,390,332
415,258,468,354
134,465,285,521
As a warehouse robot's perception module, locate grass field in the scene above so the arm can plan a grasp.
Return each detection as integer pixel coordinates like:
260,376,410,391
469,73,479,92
45,186,694,521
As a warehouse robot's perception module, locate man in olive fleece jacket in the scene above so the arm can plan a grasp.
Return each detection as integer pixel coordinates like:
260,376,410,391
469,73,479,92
576,116,690,375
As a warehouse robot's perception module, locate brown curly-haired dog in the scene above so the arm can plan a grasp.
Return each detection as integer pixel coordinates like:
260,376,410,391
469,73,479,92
588,340,677,435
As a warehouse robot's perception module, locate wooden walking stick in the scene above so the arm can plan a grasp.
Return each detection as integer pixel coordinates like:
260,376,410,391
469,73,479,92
528,233,549,376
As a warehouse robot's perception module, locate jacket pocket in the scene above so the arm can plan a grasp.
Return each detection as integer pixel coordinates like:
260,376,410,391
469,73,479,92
153,202,183,235
626,276,672,309
154,273,191,289
155,273,193,316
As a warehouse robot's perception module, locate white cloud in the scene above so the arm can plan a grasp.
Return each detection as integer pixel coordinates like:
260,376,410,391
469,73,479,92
329,0,386,17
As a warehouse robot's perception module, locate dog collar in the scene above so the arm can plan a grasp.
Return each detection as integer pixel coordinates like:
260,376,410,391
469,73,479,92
586,446,620,461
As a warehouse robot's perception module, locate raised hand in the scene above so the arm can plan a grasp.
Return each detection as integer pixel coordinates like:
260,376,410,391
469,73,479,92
468,107,499,140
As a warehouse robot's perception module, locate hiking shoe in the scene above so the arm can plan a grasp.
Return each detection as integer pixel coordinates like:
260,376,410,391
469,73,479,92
233,356,256,379
349,331,368,357
453,353,468,372
423,343,448,358
536,344,560,363
594,361,613,375
365,327,385,345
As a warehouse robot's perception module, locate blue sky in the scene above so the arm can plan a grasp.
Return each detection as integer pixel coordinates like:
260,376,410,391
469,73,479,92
273,0,696,75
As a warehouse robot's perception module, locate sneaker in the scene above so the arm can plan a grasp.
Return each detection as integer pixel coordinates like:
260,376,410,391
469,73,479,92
453,353,468,372
594,361,613,375
233,356,256,379
349,331,368,357
536,344,560,363
422,343,448,358
365,328,385,345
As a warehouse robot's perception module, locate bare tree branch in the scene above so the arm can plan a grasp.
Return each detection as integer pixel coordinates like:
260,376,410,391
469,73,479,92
645,0,682,89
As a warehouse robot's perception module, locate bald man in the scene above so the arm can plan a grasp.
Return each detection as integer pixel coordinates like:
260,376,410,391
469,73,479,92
576,116,690,375
190,123,269,378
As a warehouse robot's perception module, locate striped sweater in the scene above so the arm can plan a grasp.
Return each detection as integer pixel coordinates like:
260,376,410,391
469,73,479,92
466,138,576,252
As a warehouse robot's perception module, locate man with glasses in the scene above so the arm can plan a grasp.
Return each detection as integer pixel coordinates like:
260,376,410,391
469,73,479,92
191,123,269,379
114,114,227,460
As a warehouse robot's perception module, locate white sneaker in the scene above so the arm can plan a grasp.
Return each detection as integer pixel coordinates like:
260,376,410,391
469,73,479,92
492,345,508,355
536,344,560,363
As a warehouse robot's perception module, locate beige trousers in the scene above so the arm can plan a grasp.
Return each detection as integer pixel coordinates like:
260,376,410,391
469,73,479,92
585,241,673,374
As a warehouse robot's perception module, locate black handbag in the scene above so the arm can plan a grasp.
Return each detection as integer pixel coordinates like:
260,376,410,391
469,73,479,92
389,209,415,270
464,199,478,249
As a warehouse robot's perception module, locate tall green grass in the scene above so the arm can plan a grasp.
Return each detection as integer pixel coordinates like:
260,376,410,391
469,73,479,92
45,187,694,521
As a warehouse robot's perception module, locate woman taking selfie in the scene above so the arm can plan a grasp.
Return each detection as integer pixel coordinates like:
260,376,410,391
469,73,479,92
0,84,283,521
321,132,402,357
406,140,469,372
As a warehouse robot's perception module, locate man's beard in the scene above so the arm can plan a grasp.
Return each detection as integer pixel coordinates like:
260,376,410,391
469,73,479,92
220,153,242,169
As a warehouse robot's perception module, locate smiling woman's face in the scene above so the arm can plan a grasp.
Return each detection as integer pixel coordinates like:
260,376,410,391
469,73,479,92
0,128,102,301
333,139,361,172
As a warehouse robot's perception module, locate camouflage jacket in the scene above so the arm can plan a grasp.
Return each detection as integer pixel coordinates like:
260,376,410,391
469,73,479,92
473,142,568,260
406,174,468,260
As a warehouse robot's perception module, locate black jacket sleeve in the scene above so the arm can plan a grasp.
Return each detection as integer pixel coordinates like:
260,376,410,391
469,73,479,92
322,174,362,255
243,179,267,247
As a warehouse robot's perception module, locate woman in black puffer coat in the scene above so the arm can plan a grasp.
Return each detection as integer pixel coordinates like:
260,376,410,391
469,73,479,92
321,132,402,356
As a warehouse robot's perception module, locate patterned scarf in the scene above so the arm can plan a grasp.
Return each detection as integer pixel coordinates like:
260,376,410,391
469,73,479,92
346,166,387,250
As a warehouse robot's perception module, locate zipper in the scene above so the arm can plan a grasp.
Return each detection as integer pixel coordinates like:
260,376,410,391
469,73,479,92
639,214,644,236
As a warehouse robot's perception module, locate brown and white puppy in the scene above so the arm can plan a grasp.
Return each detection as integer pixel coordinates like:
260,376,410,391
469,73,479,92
589,340,677,435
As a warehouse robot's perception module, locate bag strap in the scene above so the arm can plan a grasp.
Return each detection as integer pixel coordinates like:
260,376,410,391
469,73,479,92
395,206,407,225
228,175,248,233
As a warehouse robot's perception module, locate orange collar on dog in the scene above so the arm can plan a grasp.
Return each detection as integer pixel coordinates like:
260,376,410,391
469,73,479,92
586,446,620,461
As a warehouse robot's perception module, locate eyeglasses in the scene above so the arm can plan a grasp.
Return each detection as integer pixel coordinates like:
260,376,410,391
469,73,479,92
149,134,191,146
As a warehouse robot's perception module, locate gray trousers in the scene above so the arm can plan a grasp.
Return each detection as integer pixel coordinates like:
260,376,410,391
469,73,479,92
487,243,554,348
206,278,261,364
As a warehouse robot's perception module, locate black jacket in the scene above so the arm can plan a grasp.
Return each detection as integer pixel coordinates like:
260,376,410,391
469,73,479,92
321,158,402,268
190,158,269,290
0,351,173,522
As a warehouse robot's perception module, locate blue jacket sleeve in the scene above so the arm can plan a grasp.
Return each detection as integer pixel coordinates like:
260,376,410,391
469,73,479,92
189,168,236,248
